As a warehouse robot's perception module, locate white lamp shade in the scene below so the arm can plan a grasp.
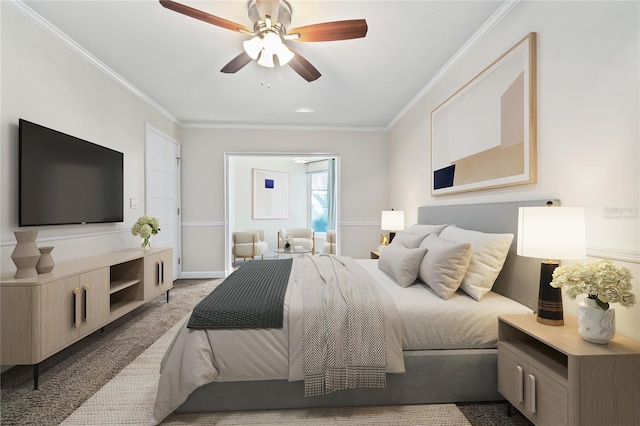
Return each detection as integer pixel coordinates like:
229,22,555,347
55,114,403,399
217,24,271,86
257,51,275,68
517,206,587,260
275,44,294,66
243,36,263,60
381,210,405,232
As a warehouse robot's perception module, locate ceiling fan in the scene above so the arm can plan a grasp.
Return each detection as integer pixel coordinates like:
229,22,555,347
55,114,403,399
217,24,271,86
159,0,368,82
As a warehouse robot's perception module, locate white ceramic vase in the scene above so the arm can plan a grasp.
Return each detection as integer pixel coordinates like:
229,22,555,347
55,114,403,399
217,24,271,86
577,297,615,344
11,230,41,279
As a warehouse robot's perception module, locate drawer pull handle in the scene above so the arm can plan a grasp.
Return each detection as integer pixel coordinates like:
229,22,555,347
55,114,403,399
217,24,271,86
73,287,80,327
161,261,165,284
83,284,90,321
528,374,536,414
515,365,524,403
157,261,161,285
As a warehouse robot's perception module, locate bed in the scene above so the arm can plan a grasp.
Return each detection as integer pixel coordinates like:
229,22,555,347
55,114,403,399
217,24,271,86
151,200,553,424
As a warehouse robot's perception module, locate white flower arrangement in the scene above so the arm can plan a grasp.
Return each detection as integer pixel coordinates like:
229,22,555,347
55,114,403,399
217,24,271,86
131,215,161,249
283,235,293,250
551,259,636,310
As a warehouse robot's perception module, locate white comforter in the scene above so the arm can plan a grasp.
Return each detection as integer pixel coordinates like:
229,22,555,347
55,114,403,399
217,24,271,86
150,257,405,425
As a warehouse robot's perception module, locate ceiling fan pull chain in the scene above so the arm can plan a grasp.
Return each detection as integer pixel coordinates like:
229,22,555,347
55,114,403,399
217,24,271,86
260,66,272,89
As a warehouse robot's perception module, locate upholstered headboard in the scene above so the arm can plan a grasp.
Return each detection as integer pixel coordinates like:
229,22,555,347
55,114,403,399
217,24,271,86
417,199,559,311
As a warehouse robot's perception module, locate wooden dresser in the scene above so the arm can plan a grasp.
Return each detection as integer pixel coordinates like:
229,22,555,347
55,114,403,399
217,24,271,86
1,247,173,389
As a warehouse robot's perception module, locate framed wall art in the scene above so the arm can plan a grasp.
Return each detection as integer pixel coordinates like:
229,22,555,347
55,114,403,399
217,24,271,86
252,169,289,219
431,32,537,196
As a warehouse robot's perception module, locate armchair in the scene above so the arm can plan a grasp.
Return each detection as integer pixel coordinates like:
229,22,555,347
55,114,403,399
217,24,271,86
322,229,336,254
278,228,315,254
232,230,268,267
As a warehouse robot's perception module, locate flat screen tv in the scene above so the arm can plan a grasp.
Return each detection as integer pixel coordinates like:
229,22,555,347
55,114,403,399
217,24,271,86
19,119,124,226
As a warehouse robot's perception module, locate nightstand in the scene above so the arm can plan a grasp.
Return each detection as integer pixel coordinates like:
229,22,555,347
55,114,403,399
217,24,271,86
370,249,381,259
498,314,640,426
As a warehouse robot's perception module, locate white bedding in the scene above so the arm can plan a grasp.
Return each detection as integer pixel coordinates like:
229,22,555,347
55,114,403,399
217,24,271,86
150,257,532,424
150,257,405,425
359,259,533,350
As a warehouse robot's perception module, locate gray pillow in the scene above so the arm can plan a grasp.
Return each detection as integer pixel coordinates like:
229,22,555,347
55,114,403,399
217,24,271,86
406,224,449,236
378,243,428,287
418,234,473,299
390,232,429,248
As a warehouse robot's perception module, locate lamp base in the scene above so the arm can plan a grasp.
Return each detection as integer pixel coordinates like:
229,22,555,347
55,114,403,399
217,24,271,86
537,262,564,326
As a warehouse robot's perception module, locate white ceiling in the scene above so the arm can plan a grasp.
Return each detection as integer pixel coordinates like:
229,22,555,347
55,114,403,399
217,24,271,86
19,0,505,129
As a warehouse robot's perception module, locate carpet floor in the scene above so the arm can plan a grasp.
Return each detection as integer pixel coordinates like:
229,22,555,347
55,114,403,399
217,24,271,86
1,279,532,425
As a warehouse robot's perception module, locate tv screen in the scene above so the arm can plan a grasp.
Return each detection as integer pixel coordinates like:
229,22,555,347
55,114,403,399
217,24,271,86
19,119,124,226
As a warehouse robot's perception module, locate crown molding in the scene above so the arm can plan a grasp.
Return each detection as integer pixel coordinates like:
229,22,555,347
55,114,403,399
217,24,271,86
180,122,387,132
7,0,180,125
387,0,522,130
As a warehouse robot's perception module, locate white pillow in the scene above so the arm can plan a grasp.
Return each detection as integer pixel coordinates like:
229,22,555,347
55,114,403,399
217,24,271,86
439,225,514,301
418,234,473,299
378,243,428,287
390,232,429,248
406,224,449,236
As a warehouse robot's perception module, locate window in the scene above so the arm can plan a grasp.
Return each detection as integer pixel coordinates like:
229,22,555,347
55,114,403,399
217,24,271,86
308,171,328,233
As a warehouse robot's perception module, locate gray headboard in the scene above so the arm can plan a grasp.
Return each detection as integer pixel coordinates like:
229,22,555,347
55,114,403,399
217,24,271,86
417,199,559,311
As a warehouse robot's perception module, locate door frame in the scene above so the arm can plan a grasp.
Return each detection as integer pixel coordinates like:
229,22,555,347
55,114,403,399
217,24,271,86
144,123,182,279
224,152,340,272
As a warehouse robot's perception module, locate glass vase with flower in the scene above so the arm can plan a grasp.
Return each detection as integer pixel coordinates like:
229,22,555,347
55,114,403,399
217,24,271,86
131,216,161,250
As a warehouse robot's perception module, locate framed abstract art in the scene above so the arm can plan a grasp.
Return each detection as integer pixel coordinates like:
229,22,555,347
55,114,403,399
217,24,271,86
252,169,289,219
431,33,537,196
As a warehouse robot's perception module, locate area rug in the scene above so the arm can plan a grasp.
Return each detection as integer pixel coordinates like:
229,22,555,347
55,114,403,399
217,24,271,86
0,279,220,426
60,314,471,425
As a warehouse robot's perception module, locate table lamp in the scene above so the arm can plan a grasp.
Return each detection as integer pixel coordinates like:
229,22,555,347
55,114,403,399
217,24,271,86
381,210,405,244
517,204,586,325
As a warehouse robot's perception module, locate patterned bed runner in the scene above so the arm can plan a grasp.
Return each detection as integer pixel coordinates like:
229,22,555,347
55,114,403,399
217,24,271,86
187,259,292,329
301,255,387,396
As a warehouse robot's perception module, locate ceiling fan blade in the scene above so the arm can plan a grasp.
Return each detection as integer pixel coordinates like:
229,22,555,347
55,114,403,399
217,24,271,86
159,0,250,33
288,19,368,42
256,0,279,24
287,50,321,82
220,51,253,74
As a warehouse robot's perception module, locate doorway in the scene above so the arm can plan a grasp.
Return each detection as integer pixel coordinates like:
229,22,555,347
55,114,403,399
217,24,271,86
225,153,339,270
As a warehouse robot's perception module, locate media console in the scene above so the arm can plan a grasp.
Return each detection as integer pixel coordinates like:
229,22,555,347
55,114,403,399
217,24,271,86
1,247,173,389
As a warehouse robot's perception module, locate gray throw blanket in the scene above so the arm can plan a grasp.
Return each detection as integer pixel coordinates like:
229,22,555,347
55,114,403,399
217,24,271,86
187,259,292,329
301,255,387,397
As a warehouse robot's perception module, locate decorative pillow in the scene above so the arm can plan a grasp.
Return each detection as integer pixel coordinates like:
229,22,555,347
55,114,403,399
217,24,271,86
418,234,473,299
406,224,449,236
378,243,428,287
439,225,514,301
390,232,429,248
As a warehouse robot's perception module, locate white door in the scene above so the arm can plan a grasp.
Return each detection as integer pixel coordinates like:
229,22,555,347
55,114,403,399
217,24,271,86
145,124,181,278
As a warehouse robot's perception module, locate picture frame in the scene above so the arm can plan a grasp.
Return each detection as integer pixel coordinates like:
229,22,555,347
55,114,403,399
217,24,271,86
252,169,289,219
431,32,537,196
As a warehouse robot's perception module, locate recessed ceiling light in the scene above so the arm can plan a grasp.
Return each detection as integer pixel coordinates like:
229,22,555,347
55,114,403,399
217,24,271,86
295,107,314,113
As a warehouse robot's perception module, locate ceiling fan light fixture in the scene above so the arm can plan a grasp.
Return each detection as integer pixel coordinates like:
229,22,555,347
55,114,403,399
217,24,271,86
243,36,263,60
257,51,275,68
275,44,294,66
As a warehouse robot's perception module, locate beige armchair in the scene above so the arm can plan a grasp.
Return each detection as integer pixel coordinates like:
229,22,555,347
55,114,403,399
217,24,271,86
278,228,315,254
232,230,268,267
322,229,336,254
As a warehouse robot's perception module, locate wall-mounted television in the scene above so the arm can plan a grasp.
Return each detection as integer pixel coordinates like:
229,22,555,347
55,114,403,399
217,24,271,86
19,119,124,226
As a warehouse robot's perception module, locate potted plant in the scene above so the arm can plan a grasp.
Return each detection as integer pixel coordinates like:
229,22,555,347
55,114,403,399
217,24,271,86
551,259,636,343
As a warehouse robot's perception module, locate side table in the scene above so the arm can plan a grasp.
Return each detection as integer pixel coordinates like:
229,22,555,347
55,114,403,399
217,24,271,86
497,314,640,425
